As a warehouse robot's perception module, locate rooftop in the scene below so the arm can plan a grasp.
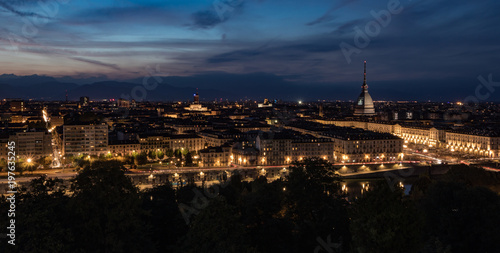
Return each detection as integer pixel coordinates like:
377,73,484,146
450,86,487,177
289,121,401,140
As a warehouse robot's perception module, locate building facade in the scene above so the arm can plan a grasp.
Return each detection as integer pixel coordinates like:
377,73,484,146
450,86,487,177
139,135,170,153
331,137,403,163
63,124,108,156
314,118,499,158
109,140,141,156
446,131,499,158
288,121,404,163
199,146,232,167
9,131,52,159
255,130,335,166
170,135,204,152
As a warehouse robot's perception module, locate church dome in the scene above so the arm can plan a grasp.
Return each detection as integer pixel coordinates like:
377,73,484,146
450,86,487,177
354,61,376,116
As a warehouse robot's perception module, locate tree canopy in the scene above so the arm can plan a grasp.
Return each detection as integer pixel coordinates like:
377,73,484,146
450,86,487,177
1,161,500,253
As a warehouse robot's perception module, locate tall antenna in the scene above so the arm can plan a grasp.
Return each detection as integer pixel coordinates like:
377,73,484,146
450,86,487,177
362,61,368,90
363,61,367,86
65,89,68,102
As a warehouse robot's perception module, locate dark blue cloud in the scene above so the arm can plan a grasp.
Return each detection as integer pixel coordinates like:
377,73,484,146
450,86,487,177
189,0,245,29
70,57,121,71
306,0,359,26
0,1,52,19
191,10,223,29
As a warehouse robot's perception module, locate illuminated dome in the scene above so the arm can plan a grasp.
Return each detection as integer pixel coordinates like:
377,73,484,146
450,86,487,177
354,61,376,116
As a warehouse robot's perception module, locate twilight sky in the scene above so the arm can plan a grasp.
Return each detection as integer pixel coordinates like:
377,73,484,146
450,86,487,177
0,0,499,101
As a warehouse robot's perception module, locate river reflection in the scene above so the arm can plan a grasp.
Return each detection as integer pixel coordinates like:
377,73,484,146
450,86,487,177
342,178,414,201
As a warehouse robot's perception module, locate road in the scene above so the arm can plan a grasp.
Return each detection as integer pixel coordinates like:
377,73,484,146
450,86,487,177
1,151,497,185
0,162,415,184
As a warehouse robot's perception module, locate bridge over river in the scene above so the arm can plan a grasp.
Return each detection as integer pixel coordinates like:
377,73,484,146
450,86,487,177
0,161,444,195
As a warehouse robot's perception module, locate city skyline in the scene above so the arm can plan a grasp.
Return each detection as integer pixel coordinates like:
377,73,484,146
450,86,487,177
0,0,499,101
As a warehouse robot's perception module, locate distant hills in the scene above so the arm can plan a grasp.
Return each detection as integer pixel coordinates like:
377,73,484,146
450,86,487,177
0,72,354,101
0,73,492,102
0,74,232,101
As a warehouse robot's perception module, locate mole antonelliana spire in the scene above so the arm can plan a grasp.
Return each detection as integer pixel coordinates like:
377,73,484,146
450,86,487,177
354,61,376,116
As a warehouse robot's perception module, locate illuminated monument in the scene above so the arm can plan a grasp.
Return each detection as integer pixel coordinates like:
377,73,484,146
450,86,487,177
185,89,208,111
354,61,376,116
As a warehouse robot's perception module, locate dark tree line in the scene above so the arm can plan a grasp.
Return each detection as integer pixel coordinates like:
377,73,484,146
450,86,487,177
1,161,500,252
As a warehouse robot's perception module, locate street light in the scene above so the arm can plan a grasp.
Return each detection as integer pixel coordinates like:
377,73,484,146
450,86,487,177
87,155,93,168
25,157,34,174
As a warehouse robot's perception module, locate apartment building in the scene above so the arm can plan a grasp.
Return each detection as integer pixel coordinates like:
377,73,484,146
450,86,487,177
109,140,141,156
255,130,334,166
289,121,404,163
170,134,204,152
63,124,108,156
199,145,232,167
8,130,52,159
446,130,499,158
138,135,170,153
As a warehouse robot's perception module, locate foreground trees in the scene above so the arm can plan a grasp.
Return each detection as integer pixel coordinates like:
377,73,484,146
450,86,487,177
0,161,153,253
350,167,500,253
180,197,256,253
350,182,423,253
420,182,500,252
2,176,70,253
141,184,187,251
1,161,500,252
69,160,153,253
282,158,351,252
